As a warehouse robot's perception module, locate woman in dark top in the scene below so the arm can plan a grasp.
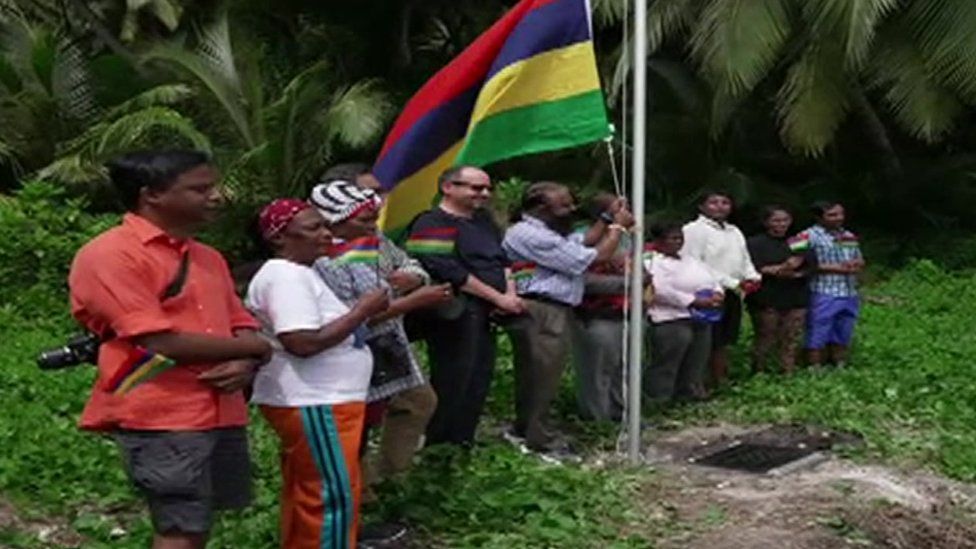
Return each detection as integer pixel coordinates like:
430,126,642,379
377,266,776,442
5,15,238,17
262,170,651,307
746,206,812,374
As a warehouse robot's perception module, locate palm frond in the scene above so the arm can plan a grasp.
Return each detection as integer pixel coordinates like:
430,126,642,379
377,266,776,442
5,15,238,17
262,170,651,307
121,1,183,43
94,106,210,155
709,85,747,139
35,154,105,185
143,44,254,146
647,0,698,52
195,9,241,92
38,105,210,185
51,36,96,121
607,40,627,107
776,41,850,156
0,138,24,176
104,83,193,118
147,0,182,31
801,0,897,70
648,58,709,117
905,0,976,101
690,0,792,98
0,55,22,93
320,79,394,148
220,142,274,201
591,0,626,28
868,27,962,142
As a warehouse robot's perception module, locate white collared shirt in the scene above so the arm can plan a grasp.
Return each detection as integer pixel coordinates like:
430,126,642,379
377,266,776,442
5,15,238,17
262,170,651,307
681,214,760,289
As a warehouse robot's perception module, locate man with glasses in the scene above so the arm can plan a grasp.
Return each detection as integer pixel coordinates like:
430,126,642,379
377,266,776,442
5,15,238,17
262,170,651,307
502,182,633,456
404,166,524,446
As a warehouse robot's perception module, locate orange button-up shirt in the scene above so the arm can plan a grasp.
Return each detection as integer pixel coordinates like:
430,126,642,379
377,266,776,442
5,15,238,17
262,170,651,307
69,213,259,431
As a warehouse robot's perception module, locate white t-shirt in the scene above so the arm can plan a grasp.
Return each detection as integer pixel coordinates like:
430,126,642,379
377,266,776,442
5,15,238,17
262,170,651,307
246,259,372,407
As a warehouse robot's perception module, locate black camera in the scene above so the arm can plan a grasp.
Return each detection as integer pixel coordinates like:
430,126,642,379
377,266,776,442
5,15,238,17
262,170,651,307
37,333,100,370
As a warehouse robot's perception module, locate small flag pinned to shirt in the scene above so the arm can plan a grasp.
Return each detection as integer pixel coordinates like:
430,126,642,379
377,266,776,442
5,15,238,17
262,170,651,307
405,227,458,256
105,347,177,396
788,232,811,253
510,260,537,283
331,236,381,265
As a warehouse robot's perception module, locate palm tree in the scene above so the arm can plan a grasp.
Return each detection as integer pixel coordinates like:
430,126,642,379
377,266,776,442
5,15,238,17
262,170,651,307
0,12,206,188
142,10,396,200
595,0,976,169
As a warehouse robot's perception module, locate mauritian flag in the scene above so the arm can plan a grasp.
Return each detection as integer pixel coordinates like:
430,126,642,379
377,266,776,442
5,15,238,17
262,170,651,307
331,235,381,265
788,232,811,253
404,227,458,256
105,347,177,396
373,0,609,237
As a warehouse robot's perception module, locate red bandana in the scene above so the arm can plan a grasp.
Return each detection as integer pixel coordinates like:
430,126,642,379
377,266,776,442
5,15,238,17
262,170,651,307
258,199,310,240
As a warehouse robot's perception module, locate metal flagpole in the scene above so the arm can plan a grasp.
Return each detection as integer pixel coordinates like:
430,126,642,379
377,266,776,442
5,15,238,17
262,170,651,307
626,0,647,464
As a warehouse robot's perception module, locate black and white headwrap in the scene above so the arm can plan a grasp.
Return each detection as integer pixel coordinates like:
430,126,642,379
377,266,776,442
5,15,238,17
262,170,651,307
308,179,382,225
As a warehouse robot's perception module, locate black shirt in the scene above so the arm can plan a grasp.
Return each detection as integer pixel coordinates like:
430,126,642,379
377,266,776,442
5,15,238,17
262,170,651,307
407,207,509,295
746,233,811,310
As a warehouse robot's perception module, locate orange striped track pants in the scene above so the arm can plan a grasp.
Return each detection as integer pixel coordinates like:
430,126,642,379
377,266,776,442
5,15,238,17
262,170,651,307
261,402,365,549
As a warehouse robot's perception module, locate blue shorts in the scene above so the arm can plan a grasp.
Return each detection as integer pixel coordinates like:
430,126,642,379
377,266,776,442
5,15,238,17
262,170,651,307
805,294,859,349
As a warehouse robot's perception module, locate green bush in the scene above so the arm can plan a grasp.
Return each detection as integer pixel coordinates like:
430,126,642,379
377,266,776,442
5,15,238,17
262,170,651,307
0,182,118,325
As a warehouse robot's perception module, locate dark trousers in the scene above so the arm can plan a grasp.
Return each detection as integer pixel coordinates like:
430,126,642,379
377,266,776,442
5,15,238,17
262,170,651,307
505,299,575,449
425,298,496,446
573,317,625,422
646,319,711,402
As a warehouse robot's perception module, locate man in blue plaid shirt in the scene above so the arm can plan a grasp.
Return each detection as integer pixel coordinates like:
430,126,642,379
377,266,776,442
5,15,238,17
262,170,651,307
502,182,633,454
792,201,865,368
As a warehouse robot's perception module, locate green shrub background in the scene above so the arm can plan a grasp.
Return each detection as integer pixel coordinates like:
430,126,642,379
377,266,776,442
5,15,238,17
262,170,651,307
3,187,976,547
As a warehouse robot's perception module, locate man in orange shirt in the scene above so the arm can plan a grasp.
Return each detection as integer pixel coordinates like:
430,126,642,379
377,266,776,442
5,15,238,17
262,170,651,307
68,150,271,549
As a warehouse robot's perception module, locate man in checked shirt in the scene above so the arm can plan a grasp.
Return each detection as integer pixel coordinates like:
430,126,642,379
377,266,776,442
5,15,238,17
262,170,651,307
502,182,634,455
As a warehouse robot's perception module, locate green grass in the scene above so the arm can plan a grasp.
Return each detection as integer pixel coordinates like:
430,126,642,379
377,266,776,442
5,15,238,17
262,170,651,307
1,259,974,546
671,259,976,480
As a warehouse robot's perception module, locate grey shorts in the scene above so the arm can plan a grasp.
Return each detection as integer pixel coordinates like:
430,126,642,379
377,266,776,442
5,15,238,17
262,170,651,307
113,427,252,534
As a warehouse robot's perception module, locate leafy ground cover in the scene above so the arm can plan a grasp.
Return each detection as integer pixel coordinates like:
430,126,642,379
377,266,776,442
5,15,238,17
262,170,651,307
1,260,974,547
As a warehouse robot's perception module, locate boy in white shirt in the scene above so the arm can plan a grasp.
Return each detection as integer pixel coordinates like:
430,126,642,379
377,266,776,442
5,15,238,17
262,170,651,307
681,190,761,387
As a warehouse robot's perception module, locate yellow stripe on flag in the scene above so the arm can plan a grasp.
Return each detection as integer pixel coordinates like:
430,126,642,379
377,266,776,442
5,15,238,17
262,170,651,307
469,42,601,129
379,141,464,233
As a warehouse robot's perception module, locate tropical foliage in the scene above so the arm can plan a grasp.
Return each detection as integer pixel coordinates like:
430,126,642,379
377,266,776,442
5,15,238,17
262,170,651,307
2,0,976,234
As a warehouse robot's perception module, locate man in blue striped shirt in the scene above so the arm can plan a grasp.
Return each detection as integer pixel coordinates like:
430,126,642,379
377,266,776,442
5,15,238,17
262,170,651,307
502,182,633,453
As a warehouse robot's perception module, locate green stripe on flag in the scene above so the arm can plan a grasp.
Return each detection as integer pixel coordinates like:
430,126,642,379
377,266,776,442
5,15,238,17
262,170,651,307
456,90,609,167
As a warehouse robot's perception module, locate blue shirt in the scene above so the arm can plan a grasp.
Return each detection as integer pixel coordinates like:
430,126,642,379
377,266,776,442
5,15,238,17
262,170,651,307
502,215,598,306
802,224,862,297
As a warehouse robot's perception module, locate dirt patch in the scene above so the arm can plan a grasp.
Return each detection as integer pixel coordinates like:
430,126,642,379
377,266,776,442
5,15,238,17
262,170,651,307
626,423,976,548
0,498,85,548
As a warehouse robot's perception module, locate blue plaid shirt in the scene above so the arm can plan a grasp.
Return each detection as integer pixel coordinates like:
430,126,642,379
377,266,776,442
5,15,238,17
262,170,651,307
502,215,598,306
805,224,862,297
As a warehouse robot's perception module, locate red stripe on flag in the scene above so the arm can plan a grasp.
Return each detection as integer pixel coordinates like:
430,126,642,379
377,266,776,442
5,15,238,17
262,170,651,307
377,0,560,158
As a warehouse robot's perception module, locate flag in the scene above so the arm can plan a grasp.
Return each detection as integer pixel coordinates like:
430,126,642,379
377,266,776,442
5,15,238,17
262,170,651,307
788,233,811,253
373,0,609,237
404,227,458,256
331,235,381,265
510,260,538,283
105,347,177,396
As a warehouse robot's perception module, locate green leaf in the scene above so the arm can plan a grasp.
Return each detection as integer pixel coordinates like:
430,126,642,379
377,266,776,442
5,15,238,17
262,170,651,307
802,0,898,70
906,0,976,101
869,25,963,142
690,0,793,97
776,41,850,156
320,79,394,148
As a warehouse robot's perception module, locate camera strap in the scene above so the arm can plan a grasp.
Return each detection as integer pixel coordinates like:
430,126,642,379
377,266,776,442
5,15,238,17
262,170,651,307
161,251,191,300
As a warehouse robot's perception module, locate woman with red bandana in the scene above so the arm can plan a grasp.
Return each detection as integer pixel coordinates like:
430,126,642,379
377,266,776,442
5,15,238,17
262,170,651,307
245,199,389,549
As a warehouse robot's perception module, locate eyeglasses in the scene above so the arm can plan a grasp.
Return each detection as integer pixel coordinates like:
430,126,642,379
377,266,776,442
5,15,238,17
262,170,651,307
450,180,493,193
